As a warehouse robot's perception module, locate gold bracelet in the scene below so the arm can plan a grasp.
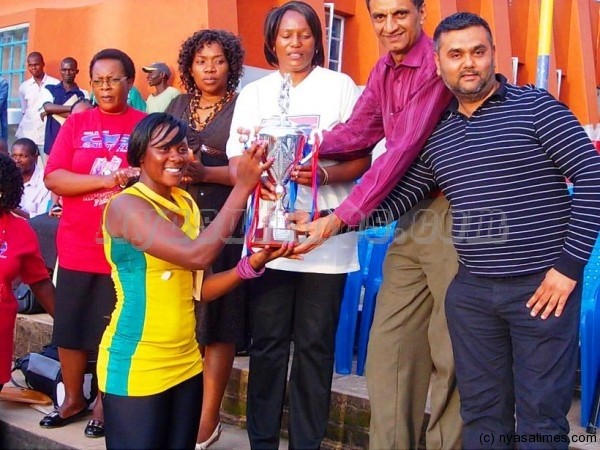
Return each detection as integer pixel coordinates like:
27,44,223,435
320,165,330,186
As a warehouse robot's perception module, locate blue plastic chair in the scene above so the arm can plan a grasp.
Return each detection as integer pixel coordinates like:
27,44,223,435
334,236,370,374
580,232,600,427
335,222,396,375
356,238,391,375
565,184,600,427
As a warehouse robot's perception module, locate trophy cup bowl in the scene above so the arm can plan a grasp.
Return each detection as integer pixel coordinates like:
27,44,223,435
251,118,306,247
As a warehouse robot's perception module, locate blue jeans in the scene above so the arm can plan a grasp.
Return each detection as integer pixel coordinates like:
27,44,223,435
446,265,580,450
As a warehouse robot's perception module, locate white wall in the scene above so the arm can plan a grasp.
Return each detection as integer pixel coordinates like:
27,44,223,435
239,65,273,89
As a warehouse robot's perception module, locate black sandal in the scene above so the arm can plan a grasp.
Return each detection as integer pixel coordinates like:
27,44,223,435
84,419,105,438
39,408,88,428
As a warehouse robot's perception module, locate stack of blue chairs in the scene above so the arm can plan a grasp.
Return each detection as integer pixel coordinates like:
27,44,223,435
563,184,600,428
335,222,396,376
580,232,600,428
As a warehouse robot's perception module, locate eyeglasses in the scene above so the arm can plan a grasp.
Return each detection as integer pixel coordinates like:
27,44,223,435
90,77,128,88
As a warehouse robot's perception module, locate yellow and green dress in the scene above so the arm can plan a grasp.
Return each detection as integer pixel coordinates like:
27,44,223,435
97,182,203,396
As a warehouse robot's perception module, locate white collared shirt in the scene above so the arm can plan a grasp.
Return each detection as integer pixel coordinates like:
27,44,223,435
15,74,60,147
20,164,51,218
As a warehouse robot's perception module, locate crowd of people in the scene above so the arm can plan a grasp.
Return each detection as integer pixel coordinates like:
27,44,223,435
0,1,599,450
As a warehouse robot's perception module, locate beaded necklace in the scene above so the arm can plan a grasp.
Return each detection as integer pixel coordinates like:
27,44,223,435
189,90,234,132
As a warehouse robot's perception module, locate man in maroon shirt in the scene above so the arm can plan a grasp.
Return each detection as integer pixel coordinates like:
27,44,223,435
294,0,461,448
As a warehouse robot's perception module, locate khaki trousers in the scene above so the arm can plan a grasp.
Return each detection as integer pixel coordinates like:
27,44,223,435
366,196,462,450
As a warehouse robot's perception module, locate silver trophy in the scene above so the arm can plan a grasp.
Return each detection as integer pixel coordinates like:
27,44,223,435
252,74,307,246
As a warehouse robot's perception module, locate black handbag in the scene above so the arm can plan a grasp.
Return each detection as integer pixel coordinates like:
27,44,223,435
11,345,98,408
12,345,62,406
14,283,46,314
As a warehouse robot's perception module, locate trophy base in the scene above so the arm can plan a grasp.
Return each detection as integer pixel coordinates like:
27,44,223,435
251,227,298,248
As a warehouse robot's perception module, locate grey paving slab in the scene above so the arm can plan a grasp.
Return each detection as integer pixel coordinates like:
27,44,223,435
0,397,287,450
568,399,600,450
7,315,600,450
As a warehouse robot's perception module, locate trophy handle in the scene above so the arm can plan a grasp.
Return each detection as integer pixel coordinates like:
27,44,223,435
309,133,321,218
295,134,307,162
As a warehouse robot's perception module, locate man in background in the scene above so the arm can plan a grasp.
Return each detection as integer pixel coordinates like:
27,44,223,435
15,52,59,153
38,57,88,164
11,137,50,218
142,62,179,113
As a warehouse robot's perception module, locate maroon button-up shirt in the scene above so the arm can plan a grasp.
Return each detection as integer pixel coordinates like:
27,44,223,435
320,32,452,226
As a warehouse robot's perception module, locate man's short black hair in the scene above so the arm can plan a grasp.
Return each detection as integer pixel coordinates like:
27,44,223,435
61,57,78,67
263,1,325,68
12,138,39,157
365,0,424,11
27,51,44,62
89,48,136,82
433,12,494,52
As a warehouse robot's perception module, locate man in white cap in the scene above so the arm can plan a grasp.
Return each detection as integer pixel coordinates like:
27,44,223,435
142,62,179,113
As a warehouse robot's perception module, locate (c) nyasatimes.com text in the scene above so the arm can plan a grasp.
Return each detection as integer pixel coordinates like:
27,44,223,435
479,432,597,446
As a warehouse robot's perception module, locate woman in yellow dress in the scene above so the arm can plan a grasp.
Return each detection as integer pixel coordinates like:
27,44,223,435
97,112,291,449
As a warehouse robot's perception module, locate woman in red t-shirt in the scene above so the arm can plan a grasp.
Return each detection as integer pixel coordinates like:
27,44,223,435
41,48,146,438
0,153,55,391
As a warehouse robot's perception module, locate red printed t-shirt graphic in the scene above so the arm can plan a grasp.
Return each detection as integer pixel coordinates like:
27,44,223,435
45,107,146,274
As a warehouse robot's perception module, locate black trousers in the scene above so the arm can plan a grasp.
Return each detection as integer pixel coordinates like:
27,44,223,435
446,265,580,450
246,269,346,450
103,373,203,450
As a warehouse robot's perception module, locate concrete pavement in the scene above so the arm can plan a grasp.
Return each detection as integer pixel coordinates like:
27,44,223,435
0,399,288,450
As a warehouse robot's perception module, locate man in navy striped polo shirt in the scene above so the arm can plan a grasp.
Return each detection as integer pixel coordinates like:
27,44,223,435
360,12,600,449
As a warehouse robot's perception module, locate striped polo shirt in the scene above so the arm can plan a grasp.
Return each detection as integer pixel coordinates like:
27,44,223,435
368,75,600,279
